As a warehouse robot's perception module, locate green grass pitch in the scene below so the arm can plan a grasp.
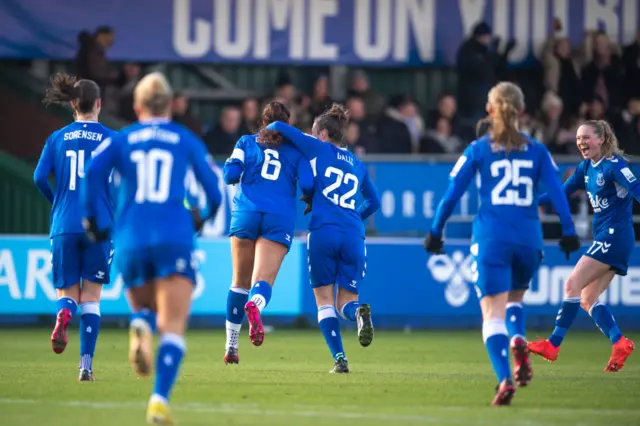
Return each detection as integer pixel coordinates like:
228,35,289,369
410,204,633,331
0,328,639,426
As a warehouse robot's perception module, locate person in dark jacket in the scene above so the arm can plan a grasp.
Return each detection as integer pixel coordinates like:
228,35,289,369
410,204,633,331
74,26,117,96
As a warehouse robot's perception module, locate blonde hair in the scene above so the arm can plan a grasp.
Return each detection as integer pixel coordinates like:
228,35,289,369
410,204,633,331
486,82,527,151
134,72,173,115
582,120,624,158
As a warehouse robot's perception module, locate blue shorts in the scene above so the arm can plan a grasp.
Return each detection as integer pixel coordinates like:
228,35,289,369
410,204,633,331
470,240,542,299
229,210,294,250
116,245,196,289
50,233,112,289
584,228,634,276
307,228,366,294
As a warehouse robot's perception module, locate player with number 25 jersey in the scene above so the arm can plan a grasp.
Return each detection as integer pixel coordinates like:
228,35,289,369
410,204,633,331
425,83,579,406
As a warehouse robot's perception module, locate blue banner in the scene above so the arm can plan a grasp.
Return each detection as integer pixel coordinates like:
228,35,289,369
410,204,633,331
0,236,303,315
1,0,639,66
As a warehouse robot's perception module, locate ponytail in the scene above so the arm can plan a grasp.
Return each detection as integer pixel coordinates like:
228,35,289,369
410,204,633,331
43,72,100,114
486,82,527,151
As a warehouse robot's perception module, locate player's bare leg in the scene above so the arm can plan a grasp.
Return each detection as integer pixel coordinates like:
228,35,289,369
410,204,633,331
479,293,515,406
52,284,80,354
128,284,156,377
337,287,373,347
245,238,286,347
225,237,255,363
529,257,610,362
581,271,635,372
507,289,531,387
146,275,192,425
77,281,102,381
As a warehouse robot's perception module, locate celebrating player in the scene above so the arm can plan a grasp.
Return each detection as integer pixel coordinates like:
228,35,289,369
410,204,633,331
264,103,380,373
222,101,313,363
424,82,580,405
33,73,116,381
528,120,637,371
82,72,221,424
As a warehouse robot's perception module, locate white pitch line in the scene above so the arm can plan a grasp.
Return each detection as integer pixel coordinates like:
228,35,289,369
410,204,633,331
1,398,638,425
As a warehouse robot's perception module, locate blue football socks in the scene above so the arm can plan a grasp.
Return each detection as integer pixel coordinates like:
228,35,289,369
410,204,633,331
549,297,581,347
79,302,101,372
152,333,186,404
130,308,157,334
318,305,345,361
483,319,511,383
340,301,359,322
56,297,78,317
505,302,526,340
590,301,623,344
249,281,272,313
226,287,249,349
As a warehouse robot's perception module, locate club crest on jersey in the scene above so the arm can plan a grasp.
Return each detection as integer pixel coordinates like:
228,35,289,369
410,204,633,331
426,250,476,307
596,173,605,186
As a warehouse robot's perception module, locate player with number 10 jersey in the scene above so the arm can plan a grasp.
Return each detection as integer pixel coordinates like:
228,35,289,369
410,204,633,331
222,101,314,363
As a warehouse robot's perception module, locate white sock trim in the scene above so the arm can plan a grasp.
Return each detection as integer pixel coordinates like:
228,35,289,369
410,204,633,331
482,318,508,343
159,333,186,352
589,301,603,317
150,394,168,405
318,305,336,322
225,320,242,332
80,302,100,316
564,297,581,303
505,302,522,310
230,287,249,295
251,294,267,313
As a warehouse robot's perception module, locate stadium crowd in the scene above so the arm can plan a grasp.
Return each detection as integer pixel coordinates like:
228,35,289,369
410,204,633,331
71,21,640,159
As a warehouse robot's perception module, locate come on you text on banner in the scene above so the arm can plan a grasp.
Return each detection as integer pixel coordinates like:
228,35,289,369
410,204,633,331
1,0,639,65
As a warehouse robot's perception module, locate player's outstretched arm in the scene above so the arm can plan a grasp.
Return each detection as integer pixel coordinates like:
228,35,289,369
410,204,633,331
611,160,640,203
540,149,577,237
190,140,222,220
223,137,247,185
265,121,322,160
358,170,381,221
33,136,54,204
538,161,584,206
430,147,477,237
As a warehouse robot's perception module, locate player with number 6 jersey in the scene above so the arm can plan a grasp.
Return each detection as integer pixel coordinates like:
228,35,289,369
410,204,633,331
265,103,381,374
222,101,314,363
82,72,221,425
34,73,116,382
529,120,637,372
425,82,580,406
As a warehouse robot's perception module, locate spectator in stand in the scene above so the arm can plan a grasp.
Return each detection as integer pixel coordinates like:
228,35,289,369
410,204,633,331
309,75,332,118
347,70,386,121
74,26,117,100
117,62,142,123
426,92,458,134
239,97,259,135
617,98,640,155
375,94,419,154
455,21,515,140
204,106,242,156
582,32,624,113
420,117,464,154
542,23,583,118
584,96,607,120
295,93,313,131
345,95,377,153
623,30,640,101
172,92,203,138
274,72,296,107
534,91,563,146
552,116,582,155
344,122,366,157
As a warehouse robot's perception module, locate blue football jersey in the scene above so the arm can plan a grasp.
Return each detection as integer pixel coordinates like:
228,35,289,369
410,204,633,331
558,155,640,236
82,118,222,251
265,122,380,236
223,134,313,221
34,121,117,238
432,134,576,247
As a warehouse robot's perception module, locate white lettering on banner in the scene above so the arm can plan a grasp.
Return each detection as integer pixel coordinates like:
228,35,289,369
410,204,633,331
585,0,619,42
380,190,395,218
215,0,252,59
354,0,392,61
394,0,434,61
427,250,476,307
624,0,638,44
24,250,54,300
254,0,304,59
308,0,338,59
192,249,206,300
423,191,434,218
0,250,20,299
458,0,486,36
173,0,210,57
402,191,415,218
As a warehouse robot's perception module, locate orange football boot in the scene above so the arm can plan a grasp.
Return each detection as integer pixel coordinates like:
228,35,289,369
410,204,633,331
527,338,560,362
605,337,635,372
